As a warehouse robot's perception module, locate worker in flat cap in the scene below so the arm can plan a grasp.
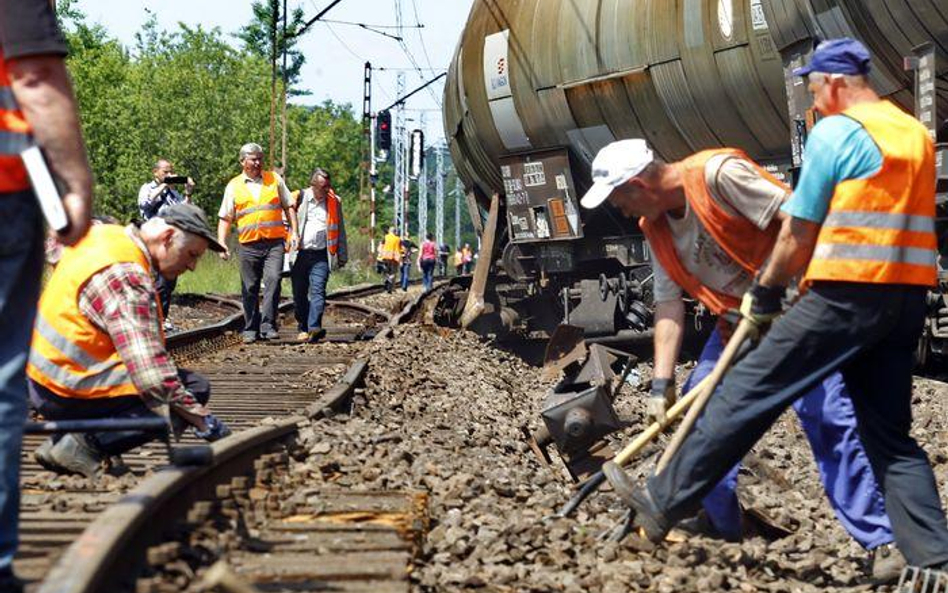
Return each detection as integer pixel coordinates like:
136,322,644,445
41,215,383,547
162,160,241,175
595,37,948,577
27,203,232,479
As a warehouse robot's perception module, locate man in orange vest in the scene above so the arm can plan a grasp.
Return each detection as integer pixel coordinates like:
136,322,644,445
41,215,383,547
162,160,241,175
217,143,299,343
1,2,93,588
582,138,901,580
27,204,231,478
603,38,948,573
379,226,402,293
289,167,347,343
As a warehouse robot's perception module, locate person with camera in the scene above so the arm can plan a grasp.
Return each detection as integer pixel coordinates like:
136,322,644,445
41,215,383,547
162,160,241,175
138,159,194,331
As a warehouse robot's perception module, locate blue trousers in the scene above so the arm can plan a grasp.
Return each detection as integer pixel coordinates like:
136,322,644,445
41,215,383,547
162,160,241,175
291,249,330,332
400,261,411,291
0,192,43,570
650,284,948,566
692,328,894,548
421,259,435,292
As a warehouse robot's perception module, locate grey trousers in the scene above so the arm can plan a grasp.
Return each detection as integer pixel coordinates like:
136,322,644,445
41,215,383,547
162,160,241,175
237,239,284,336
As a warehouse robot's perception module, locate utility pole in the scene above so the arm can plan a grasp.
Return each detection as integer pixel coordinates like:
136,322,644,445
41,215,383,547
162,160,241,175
268,0,278,169
279,0,288,174
393,72,405,237
454,177,461,251
363,62,375,252
417,113,428,239
435,145,444,248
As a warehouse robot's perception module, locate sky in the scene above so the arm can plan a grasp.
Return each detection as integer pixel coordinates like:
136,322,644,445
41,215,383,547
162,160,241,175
73,0,476,145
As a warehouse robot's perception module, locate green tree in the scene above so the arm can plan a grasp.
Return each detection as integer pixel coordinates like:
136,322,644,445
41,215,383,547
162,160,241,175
235,0,307,91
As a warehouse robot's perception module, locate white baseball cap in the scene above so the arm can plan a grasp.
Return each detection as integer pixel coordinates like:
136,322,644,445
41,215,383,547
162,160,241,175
580,139,654,209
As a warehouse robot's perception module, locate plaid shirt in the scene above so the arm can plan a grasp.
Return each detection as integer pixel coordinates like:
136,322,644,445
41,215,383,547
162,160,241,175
76,227,208,425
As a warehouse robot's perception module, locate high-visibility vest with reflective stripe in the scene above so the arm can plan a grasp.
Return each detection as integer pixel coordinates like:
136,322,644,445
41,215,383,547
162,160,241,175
0,50,31,193
27,225,163,399
228,171,287,243
803,100,938,287
325,189,341,256
640,149,785,314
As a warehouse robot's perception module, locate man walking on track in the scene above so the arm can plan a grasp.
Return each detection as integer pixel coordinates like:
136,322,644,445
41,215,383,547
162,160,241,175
582,135,901,580
217,143,299,344
603,38,948,576
0,1,93,589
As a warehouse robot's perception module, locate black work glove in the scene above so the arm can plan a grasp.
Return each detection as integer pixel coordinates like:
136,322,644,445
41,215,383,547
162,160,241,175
740,278,786,329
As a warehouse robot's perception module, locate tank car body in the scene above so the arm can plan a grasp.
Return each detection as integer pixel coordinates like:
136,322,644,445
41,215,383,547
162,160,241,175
443,0,948,348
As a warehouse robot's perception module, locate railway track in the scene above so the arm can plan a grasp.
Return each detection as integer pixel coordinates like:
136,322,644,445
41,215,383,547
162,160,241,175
14,283,435,593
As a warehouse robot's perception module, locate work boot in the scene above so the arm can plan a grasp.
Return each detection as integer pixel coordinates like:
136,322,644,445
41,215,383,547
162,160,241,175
308,328,327,343
261,328,280,340
628,484,674,543
241,332,257,344
869,543,906,585
33,437,57,472
46,433,105,479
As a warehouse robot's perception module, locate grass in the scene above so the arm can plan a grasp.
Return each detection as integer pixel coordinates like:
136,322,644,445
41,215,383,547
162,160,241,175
175,250,386,296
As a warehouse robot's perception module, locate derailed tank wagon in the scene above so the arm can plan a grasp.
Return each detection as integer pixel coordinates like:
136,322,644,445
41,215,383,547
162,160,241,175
442,0,948,359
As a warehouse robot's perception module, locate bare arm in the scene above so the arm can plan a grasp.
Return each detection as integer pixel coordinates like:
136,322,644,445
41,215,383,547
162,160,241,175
653,299,686,380
758,211,821,288
217,218,232,260
8,55,92,245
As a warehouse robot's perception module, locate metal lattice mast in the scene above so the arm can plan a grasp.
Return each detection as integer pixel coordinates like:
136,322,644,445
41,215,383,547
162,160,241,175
435,145,444,247
393,72,406,235
454,176,461,250
417,113,428,239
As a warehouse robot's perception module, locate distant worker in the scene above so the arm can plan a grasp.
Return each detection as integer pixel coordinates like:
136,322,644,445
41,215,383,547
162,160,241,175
217,143,299,343
582,137,901,581
453,246,464,276
290,168,347,343
138,158,195,332
26,205,231,480
417,232,437,292
379,226,401,293
438,242,450,277
399,235,415,291
614,39,948,577
0,2,93,590
461,243,473,274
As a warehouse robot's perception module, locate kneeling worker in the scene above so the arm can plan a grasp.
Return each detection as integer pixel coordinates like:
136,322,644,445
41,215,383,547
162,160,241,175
581,137,901,581
27,204,231,478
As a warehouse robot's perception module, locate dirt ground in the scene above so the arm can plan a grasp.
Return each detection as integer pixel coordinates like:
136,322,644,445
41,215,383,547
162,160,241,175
292,323,948,593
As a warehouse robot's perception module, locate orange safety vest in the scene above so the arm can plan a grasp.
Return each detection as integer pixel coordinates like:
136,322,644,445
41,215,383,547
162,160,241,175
296,187,341,255
227,171,287,244
639,149,785,314
27,225,164,399
0,50,31,193
804,100,938,287
379,232,401,262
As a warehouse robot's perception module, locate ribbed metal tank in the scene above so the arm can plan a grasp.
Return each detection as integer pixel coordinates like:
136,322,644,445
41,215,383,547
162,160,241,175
445,0,948,201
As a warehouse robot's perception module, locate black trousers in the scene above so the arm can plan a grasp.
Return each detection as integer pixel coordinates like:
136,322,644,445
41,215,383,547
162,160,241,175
647,282,948,567
28,369,210,456
155,274,176,318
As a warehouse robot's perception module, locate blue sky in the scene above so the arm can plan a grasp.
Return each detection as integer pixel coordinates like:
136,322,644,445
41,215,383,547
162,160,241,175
73,0,475,144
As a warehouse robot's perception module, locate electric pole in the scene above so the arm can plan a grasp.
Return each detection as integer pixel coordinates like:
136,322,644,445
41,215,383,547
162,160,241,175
268,0,278,169
435,145,444,249
454,177,461,251
393,72,406,237
280,0,288,174
417,113,428,239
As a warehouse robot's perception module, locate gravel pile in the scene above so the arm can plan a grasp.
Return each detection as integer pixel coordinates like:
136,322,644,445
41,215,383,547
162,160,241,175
292,323,948,592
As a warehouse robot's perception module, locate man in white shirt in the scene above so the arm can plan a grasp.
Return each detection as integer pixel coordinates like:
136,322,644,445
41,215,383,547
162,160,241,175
290,168,347,342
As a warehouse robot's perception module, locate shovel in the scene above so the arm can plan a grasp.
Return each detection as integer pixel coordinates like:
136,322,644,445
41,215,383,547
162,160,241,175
557,318,756,517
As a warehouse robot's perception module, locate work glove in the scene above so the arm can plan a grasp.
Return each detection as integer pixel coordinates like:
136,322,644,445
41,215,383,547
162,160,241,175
646,377,676,425
193,414,232,442
739,279,786,330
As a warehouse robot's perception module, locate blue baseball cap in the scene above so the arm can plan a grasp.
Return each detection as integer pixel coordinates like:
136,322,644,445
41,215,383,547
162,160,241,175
792,38,872,77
